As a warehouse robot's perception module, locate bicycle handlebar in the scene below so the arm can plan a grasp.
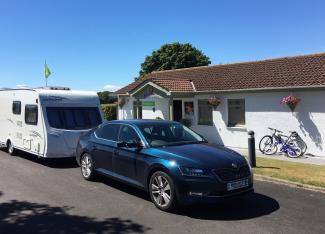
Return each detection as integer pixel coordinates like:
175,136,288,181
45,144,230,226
268,127,283,133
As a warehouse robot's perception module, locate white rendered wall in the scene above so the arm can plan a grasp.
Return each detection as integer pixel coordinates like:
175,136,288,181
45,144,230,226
119,90,325,156
118,97,134,120
191,90,325,157
141,97,169,120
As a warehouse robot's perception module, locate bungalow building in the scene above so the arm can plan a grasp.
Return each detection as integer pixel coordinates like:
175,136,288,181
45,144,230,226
113,53,325,157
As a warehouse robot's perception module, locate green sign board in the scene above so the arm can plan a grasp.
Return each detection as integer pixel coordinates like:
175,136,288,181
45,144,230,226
142,101,155,107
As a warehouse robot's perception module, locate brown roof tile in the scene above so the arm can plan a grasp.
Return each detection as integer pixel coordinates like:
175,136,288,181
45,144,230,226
114,53,325,95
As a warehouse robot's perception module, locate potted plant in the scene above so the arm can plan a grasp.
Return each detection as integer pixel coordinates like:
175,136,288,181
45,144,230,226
207,96,221,109
118,98,126,108
280,95,300,112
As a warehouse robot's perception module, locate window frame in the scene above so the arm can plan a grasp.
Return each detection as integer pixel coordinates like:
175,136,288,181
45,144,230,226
25,104,38,125
197,99,213,126
227,98,246,127
12,101,21,115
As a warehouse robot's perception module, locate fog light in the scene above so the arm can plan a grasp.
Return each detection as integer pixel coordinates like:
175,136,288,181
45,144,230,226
189,192,203,196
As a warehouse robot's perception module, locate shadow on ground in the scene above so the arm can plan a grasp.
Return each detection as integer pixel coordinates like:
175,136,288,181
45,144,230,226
96,176,151,202
94,176,280,221
1,148,78,169
0,198,150,234
174,192,279,220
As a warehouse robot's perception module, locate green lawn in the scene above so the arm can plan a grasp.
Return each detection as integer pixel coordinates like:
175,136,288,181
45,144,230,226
252,157,325,188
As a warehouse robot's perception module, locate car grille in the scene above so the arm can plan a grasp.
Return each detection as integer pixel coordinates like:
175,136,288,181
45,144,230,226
213,165,250,182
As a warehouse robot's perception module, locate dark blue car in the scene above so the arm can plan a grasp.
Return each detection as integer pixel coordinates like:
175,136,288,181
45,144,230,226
76,120,253,211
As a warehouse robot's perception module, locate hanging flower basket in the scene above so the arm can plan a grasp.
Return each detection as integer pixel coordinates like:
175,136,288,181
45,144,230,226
280,95,300,112
118,98,126,108
207,96,221,109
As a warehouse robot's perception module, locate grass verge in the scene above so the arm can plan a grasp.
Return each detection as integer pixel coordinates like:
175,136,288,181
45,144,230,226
252,157,325,188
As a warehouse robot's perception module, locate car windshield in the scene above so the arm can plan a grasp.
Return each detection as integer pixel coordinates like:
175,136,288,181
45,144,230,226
137,122,205,147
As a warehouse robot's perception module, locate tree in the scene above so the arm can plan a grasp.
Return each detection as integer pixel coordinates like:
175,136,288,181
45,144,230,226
136,42,211,80
97,91,117,104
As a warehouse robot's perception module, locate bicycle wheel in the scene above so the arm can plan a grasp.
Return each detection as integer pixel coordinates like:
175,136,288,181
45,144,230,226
287,139,306,157
286,142,302,158
259,135,277,155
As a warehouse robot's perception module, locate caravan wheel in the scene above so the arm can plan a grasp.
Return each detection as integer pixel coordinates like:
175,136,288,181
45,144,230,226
7,141,15,156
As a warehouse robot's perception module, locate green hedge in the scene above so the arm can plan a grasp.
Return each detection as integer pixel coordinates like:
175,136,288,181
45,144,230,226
102,104,117,120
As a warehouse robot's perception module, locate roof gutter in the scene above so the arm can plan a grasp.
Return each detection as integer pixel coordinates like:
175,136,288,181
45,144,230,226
114,84,325,96
169,85,325,94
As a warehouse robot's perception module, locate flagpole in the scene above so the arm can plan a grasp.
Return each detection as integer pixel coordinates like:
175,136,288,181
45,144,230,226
45,60,47,87
44,60,51,88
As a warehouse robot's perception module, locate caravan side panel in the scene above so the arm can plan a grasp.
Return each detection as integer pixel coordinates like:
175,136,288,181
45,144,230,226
0,90,46,156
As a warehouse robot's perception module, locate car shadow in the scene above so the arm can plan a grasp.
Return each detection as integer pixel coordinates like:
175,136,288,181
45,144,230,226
174,192,280,220
0,197,150,234
95,175,279,221
95,176,151,202
1,149,79,169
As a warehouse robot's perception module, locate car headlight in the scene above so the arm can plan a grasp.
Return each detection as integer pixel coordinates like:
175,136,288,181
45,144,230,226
179,167,211,177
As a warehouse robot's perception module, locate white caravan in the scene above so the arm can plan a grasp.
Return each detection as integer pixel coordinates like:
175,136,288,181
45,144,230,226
0,87,104,158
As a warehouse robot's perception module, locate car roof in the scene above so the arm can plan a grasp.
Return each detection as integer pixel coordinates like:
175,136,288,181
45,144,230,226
106,119,179,127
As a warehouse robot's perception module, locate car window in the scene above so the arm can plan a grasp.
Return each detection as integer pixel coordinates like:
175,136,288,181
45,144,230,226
96,124,120,141
119,125,140,143
138,122,204,147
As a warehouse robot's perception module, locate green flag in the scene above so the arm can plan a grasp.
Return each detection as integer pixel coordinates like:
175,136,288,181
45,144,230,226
44,62,51,79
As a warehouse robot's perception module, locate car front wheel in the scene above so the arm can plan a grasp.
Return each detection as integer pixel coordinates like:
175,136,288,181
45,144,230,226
149,171,177,211
80,153,96,181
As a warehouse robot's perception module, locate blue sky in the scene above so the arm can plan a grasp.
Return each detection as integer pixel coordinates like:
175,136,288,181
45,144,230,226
0,0,324,91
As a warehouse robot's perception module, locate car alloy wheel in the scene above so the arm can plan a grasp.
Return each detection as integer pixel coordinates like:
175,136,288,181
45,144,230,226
149,171,176,211
81,153,95,180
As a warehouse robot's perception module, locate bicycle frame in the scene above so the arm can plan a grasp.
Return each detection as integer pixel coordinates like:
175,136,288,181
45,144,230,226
271,131,298,155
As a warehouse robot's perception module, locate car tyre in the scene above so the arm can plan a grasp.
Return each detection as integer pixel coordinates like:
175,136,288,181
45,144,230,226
149,171,177,211
7,141,15,156
80,153,96,181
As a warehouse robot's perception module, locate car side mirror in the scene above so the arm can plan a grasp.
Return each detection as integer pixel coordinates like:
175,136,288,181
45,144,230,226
117,140,143,149
117,141,127,148
128,140,144,149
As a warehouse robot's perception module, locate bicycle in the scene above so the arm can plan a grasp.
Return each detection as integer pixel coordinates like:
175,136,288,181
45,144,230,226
259,127,307,158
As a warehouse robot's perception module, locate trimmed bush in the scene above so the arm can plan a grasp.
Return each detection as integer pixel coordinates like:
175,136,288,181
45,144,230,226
102,104,117,120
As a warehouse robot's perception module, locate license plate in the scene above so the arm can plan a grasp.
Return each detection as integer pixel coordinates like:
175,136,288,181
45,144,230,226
227,178,249,191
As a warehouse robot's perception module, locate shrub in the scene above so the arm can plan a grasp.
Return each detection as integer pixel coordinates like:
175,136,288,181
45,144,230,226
180,118,192,127
102,104,117,120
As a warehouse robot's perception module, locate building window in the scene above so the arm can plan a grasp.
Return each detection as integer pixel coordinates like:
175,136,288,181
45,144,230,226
133,101,142,119
184,101,194,116
12,101,21,115
198,100,213,125
228,99,245,127
25,105,38,125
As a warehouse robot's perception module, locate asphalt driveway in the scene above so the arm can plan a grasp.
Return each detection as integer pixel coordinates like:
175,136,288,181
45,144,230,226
0,149,324,234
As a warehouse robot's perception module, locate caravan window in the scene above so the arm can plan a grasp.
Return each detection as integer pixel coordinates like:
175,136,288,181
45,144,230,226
25,105,38,125
13,101,21,115
46,107,101,130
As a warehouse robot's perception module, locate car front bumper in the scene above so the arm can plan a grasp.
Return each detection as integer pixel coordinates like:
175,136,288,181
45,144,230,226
174,175,254,204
